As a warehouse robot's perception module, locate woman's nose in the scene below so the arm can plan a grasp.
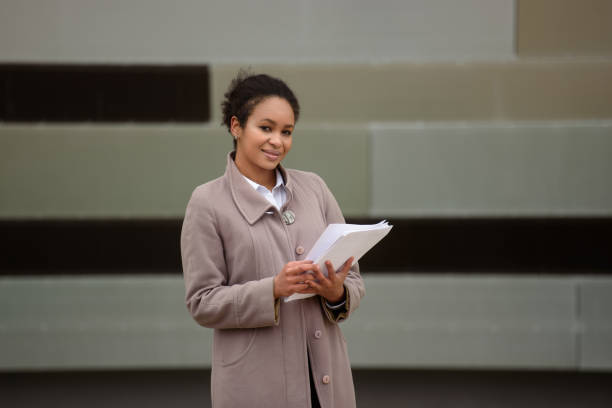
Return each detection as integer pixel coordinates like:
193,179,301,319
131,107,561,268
268,132,282,146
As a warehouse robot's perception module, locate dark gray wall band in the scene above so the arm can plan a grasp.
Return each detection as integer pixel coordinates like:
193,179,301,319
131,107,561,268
0,64,209,122
2,369,612,408
2,218,611,274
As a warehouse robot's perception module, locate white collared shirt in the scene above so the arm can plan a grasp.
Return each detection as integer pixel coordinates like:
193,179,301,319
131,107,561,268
242,169,287,211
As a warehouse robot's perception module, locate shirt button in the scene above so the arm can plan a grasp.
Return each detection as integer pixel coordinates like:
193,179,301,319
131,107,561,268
314,330,322,339
322,375,330,384
295,246,305,255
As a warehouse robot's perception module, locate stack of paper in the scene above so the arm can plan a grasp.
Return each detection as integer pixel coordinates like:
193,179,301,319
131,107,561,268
286,220,392,302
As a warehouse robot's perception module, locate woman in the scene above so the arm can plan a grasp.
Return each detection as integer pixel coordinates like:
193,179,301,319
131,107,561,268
181,72,365,408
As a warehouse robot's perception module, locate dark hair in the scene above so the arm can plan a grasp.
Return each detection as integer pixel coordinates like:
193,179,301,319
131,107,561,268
221,70,300,149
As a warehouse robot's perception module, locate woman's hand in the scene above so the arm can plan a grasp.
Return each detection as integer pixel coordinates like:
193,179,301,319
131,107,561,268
298,257,354,303
273,260,317,299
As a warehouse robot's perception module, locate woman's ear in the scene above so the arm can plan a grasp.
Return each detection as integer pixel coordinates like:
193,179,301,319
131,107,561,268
230,116,242,140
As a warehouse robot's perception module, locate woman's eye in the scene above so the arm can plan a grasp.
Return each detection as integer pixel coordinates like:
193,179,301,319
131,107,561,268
260,126,271,132
282,130,292,136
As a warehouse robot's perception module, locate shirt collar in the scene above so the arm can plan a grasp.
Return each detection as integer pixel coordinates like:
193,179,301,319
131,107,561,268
242,168,285,193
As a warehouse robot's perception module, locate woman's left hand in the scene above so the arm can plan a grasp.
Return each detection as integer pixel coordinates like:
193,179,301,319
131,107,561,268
298,257,354,303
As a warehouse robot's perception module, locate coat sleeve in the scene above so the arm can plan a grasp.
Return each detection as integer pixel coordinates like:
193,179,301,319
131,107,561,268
313,174,366,323
181,187,279,329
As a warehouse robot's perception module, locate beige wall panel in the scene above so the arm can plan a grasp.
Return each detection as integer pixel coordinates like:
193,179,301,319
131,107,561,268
212,61,612,123
498,61,612,120
0,125,368,218
518,0,612,56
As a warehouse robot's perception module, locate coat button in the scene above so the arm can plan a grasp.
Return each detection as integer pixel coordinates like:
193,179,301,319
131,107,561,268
314,330,322,339
295,246,305,255
322,375,330,384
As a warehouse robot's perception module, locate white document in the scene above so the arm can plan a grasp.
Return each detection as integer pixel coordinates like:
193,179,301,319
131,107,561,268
285,221,392,302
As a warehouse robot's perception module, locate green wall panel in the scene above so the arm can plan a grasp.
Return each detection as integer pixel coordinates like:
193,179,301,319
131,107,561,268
0,276,211,370
343,275,576,369
0,125,368,218
283,126,370,217
580,279,612,370
3,274,611,371
0,125,230,218
371,122,612,217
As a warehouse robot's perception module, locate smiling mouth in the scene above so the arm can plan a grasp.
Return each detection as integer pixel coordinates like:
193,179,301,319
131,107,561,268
262,149,281,160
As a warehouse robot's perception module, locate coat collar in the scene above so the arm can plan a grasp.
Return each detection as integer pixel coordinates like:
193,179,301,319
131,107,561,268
225,152,294,225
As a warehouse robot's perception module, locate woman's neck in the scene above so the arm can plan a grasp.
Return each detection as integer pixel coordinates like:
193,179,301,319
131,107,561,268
234,155,276,191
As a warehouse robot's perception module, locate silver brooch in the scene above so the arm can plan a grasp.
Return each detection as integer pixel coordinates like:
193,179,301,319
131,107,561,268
282,210,295,225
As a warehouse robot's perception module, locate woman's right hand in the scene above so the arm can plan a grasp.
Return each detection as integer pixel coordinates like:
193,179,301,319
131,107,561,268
273,260,316,298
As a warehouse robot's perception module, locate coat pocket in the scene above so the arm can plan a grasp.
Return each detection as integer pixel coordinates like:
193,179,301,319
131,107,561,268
217,327,257,367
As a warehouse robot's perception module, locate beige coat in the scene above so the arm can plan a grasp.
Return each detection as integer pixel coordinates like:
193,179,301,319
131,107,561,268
181,153,365,408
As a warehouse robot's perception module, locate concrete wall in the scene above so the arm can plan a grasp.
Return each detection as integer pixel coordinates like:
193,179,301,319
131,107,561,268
1,0,612,379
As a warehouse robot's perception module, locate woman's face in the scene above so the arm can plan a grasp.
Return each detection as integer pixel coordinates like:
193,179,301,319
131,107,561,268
232,96,295,184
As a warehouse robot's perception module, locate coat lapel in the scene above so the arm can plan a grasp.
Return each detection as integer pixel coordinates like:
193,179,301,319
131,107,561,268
225,152,294,225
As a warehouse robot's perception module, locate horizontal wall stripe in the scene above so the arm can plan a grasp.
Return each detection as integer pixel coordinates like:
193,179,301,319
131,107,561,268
0,64,209,122
3,370,612,407
1,218,611,275
2,274,611,370
212,61,612,123
3,121,611,219
0,124,368,218
0,0,514,63
361,217,612,273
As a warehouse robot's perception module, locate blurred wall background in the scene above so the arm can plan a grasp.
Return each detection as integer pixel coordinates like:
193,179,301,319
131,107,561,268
1,0,611,407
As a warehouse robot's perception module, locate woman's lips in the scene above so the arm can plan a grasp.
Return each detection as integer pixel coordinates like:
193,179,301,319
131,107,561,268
262,150,281,161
